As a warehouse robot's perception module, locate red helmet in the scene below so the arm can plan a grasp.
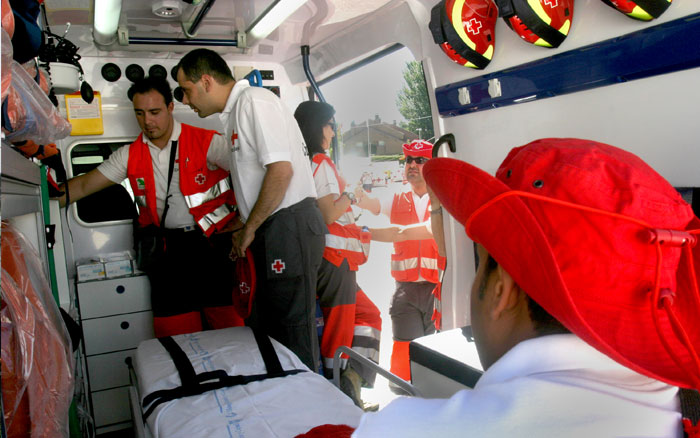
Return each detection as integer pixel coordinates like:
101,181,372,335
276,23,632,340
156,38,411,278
496,0,574,48
600,0,672,21
429,0,498,69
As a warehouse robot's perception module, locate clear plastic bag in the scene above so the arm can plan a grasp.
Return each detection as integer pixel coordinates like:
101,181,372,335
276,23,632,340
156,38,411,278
1,28,13,100
1,221,75,438
2,60,72,144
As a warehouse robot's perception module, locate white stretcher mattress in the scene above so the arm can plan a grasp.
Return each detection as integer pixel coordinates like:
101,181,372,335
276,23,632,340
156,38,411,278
134,327,363,438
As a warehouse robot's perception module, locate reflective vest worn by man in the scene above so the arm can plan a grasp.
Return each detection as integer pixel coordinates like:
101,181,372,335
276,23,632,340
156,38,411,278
128,123,236,235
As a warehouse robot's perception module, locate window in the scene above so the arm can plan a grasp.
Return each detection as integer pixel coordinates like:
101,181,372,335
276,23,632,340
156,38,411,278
320,46,434,183
69,141,137,224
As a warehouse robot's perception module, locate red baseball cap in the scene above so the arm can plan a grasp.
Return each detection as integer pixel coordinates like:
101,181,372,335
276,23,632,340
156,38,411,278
423,138,700,389
403,140,434,159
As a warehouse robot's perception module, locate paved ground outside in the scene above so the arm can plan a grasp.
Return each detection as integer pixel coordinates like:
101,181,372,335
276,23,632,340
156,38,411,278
351,182,410,408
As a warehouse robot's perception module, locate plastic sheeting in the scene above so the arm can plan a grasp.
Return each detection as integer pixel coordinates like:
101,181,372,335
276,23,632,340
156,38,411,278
1,221,75,438
1,0,14,37
2,60,71,145
2,28,13,101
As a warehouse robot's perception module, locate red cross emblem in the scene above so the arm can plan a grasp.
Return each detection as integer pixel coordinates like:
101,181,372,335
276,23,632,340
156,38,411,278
231,131,238,145
239,282,250,294
544,0,558,7
466,18,482,35
271,259,286,274
194,173,206,185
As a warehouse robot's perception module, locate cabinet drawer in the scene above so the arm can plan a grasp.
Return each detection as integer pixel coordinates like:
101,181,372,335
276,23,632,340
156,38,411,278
91,386,132,428
83,312,154,355
88,349,135,392
78,276,151,319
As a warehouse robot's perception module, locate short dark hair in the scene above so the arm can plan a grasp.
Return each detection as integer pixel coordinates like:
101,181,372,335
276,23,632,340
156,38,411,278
294,101,335,158
477,253,570,336
127,76,173,106
176,49,234,85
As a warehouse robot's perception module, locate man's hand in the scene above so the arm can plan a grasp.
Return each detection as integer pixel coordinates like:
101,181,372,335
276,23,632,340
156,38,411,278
231,225,256,259
355,185,381,215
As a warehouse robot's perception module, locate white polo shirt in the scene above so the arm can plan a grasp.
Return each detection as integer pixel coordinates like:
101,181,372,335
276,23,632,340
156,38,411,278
97,119,230,229
219,81,317,222
353,334,682,438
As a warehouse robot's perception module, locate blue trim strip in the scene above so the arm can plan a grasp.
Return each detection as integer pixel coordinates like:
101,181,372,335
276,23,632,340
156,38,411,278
435,14,700,117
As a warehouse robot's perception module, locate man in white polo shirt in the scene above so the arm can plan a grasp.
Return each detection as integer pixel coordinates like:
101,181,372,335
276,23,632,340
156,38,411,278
176,49,327,371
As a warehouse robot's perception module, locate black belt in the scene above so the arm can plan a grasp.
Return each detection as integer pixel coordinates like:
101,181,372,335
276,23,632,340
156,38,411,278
161,226,198,236
141,329,307,420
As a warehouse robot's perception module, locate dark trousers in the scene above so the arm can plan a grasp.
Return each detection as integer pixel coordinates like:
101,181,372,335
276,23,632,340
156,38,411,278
246,198,326,372
390,281,437,342
149,229,236,321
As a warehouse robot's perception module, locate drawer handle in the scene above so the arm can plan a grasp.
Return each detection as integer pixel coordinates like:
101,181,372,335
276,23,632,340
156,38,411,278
116,285,125,294
120,321,130,330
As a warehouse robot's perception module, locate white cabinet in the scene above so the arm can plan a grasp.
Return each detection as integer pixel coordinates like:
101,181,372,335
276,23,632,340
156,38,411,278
78,275,153,434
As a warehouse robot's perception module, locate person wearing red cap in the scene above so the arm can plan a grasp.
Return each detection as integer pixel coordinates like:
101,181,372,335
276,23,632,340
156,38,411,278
357,139,447,384
353,138,700,437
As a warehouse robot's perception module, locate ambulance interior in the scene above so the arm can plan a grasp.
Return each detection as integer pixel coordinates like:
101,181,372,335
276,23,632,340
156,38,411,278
2,0,699,436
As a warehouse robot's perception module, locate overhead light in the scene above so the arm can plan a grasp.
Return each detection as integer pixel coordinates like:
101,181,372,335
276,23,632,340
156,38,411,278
93,0,123,45
152,0,183,18
247,0,308,42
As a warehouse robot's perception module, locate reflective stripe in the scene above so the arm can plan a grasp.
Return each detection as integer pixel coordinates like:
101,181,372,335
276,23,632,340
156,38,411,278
420,257,440,271
197,203,235,232
354,325,380,341
326,234,370,255
391,257,419,272
185,179,232,208
135,195,147,207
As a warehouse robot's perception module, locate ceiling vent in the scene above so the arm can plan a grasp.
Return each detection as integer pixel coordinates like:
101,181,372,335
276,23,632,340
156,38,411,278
152,0,183,18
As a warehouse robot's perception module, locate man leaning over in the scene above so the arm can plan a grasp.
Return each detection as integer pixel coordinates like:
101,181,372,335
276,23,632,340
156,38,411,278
175,49,327,371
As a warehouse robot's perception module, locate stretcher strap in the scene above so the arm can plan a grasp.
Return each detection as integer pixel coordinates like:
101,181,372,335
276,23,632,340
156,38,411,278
681,388,700,438
141,329,307,420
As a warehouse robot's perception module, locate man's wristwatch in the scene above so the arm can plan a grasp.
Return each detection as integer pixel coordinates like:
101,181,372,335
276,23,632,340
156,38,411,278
342,191,357,205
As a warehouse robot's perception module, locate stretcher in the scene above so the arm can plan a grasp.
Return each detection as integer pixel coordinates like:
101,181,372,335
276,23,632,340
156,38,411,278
128,326,364,438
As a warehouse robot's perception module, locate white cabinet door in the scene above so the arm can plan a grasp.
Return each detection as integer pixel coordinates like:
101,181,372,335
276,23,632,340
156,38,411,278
78,276,151,319
91,386,132,428
87,349,136,391
83,312,154,355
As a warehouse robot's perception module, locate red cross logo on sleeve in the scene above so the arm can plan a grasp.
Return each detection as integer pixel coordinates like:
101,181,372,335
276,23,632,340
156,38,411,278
271,259,286,274
231,131,238,144
239,282,250,294
466,18,482,35
194,173,206,185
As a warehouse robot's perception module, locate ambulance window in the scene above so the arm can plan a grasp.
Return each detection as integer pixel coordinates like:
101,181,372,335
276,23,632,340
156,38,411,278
320,45,434,179
69,142,137,224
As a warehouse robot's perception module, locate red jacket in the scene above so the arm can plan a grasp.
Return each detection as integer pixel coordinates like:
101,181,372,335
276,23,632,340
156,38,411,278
127,124,236,236
390,191,446,282
312,154,370,271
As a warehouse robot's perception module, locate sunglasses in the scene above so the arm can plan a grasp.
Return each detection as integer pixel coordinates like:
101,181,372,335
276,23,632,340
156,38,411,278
405,156,429,165
326,121,336,131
